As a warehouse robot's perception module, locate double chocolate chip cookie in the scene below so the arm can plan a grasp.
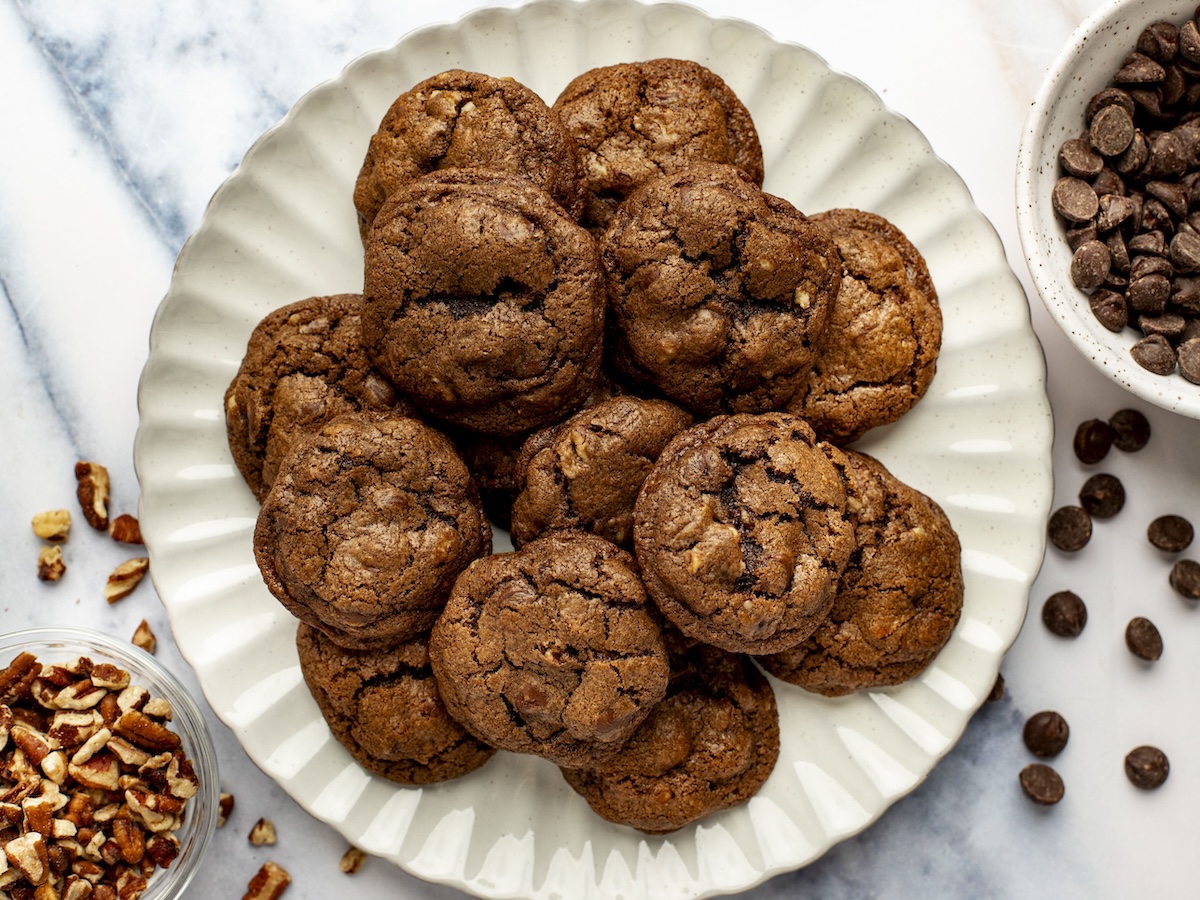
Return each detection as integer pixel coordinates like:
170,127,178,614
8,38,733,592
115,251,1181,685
225,294,409,501
429,531,669,768
553,58,764,232
601,163,841,416
760,450,963,695
509,395,694,549
561,642,779,833
296,623,495,784
634,412,855,655
255,412,491,649
362,169,605,436
789,209,942,444
354,69,584,239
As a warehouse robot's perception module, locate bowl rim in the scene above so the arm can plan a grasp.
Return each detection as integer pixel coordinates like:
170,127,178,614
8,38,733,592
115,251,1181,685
1015,0,1200,418
0,625,220,899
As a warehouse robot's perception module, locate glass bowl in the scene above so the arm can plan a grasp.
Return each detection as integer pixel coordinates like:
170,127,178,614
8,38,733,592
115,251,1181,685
0,626,219,899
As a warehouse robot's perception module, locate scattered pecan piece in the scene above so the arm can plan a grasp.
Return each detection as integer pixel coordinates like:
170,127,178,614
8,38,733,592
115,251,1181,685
31,511,71,545
243,861,290,900
339,846,366,874
106,516,142,546
74,463,110,531
37,547,67,583
217,792,234,828
128,623,155,656
247,817,276,846
103,560,149,605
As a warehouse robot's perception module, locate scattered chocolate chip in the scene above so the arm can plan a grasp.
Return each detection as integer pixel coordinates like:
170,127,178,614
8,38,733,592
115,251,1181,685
1183,19,1200,63
1073,418,1115,464
1086,86,1136,122
1170,558,1200,598
1130,333,1177,374
1078,472,1125,518
1048,506,1092,552
1109,408,1151,450
1020,763,1065,805
1124,745,1169,790
1043,590,1088,637
1148,514,1194,551
1125,616,1163,661
1137,21,1179,63
1178,337,1200,383
1023,711,1070,758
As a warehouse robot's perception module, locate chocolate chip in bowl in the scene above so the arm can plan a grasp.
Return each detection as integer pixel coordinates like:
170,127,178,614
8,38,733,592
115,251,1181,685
1018,0,1200,418
0,626,220,900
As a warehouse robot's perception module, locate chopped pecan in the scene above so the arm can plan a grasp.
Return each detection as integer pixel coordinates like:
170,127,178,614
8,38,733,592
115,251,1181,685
142,833,177,869
11,725,57,768
243,861,291,900
106,516,142,546
339,846,367,874
111,712,178,753
128,623,155,656
88,667,127,694
5,831,49,885
69,728,112,768
67,753,120,792
74,463,110,531
247,817,276,846
62,878,93,900
109,819,143,866
103,559,149,605
37,547,67,583
45,681,107,713
0,656,41,705
31,511,72,545
216,792,234,827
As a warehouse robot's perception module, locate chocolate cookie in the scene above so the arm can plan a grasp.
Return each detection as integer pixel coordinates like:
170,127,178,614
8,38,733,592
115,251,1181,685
553,58,764,232
633,412,855,654
224,294,410,501
362,169,606,436
509,395,694,549
561,642,778,833
429,531,669,768
354,69,584,239
601,163,840,416
255,412,492,649
759,450,963,695
790,209,941,444
296,623,495,784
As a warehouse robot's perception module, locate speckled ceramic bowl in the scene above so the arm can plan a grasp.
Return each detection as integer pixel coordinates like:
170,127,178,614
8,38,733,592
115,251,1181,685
1017,0,1200,417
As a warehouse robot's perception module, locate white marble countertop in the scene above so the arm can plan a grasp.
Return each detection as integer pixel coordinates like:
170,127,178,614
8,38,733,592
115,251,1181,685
3,0,1200,897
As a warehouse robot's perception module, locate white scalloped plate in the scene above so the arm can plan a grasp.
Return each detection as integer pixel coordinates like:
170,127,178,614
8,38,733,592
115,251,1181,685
134,1,1052,897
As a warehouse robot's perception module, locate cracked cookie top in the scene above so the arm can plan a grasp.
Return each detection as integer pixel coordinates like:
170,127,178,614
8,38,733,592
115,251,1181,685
759,450,963,695
789,208,942,444
552,59,764,233
362,169,606,436
633,411,855,654
561,641,779,833
254,412,492,650
600,163,841,417
509,395,694,550
224,294,412,501
353,69,585,240
428,530,669,768
296,623,495,784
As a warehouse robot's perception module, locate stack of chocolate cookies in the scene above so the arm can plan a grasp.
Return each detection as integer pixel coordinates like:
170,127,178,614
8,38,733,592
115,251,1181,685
226,59,961,833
